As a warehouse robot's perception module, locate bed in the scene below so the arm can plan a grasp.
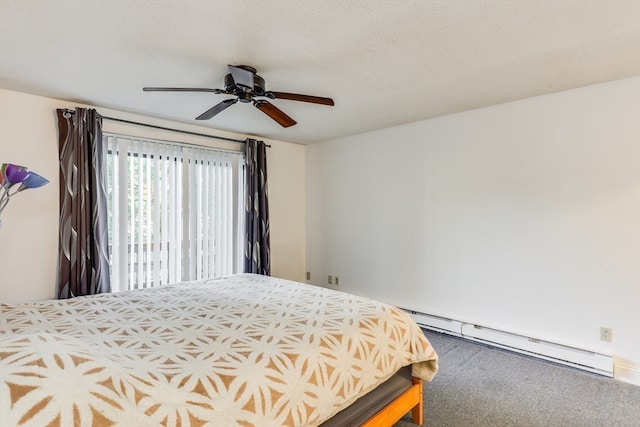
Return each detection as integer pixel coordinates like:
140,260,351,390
0,274,438,426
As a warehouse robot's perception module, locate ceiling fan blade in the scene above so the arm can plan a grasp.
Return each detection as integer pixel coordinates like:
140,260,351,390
228,65,254,91
143,87,227,94
254,100,297,128
269,91,334,106
195,98,238,120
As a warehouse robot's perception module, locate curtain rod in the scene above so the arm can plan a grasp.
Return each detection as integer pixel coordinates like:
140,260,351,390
61,108,271,147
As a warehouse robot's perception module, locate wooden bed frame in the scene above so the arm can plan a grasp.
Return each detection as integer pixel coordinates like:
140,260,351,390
362,377,424,427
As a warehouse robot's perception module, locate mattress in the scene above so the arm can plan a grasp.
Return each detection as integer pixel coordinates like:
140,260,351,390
0,274,438,426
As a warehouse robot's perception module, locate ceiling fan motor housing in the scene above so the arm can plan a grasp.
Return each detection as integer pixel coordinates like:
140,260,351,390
224,70,266,100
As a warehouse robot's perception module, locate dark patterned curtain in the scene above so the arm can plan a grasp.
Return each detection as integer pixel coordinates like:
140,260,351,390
55,108,111,298
244,139,271,275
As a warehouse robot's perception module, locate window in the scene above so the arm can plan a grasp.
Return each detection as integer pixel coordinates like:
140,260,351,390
104,134,244,292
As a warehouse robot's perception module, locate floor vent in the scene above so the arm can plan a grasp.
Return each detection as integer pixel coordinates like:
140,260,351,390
405,309,613,377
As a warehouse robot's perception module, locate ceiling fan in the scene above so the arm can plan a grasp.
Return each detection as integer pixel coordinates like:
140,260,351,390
143,65,334,128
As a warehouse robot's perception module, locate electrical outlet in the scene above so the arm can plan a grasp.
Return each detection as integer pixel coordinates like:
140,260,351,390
335,277,339,286
306,271,310,280
600,327,612,342
328,275,333,285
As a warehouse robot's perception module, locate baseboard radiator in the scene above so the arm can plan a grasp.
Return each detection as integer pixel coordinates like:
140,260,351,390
405,310,613,377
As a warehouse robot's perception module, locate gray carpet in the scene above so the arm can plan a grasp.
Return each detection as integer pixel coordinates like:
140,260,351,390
395,330,640,427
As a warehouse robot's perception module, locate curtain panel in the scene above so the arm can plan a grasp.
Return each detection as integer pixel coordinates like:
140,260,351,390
56,108,111,298
243,139,270,275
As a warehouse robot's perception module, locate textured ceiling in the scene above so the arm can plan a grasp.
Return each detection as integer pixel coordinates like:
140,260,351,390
1,0,639,144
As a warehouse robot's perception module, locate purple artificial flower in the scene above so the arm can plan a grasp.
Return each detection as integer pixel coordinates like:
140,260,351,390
4,164,29,187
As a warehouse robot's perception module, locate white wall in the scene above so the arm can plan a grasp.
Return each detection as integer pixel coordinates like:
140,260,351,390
0,90,60,304
0,88,306,303
268,140,306,280
306,77,640,384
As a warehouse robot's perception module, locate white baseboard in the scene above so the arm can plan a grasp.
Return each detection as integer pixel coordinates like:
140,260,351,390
615,363,640,387
405,309,614,378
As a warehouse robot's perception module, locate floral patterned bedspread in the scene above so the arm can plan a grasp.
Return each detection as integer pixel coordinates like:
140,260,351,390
0,274,438,427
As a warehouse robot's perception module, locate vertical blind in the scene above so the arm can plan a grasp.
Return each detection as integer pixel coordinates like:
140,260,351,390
104,134,244,292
